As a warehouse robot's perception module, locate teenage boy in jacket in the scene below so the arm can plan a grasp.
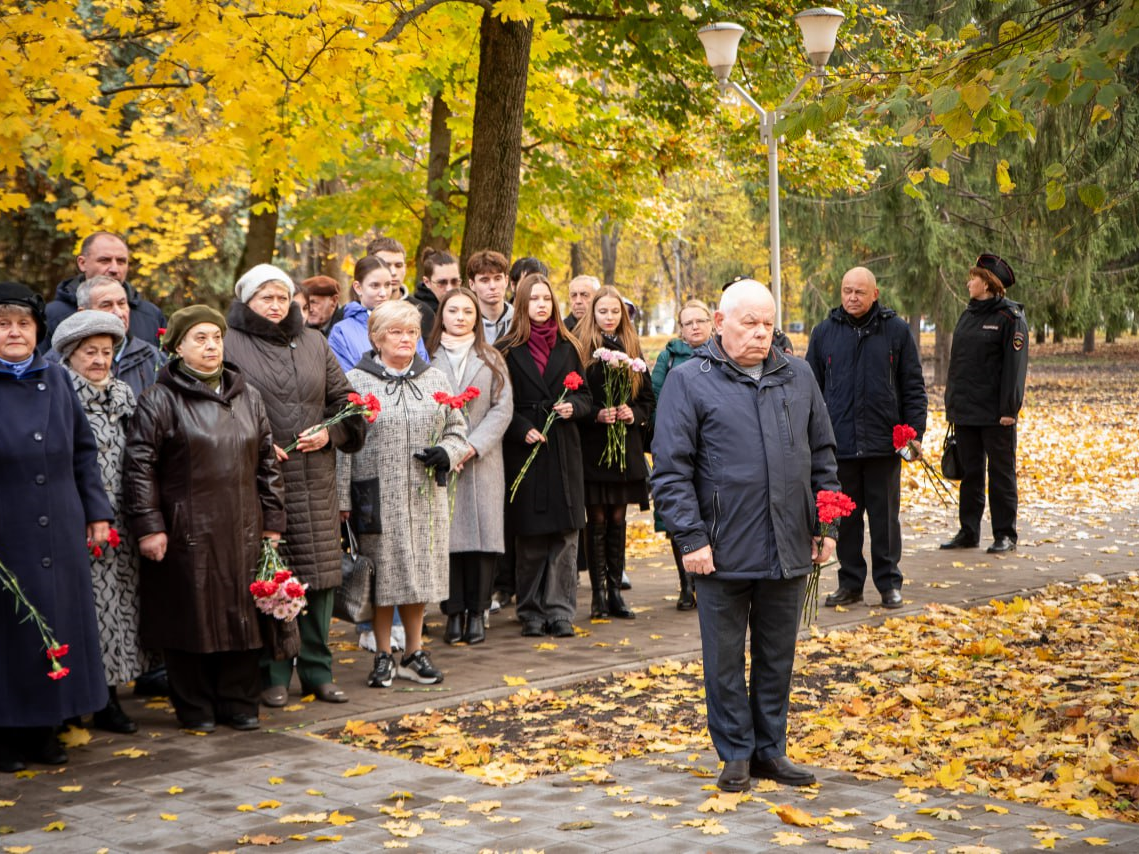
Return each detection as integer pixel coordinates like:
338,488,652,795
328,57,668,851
652,279,840,793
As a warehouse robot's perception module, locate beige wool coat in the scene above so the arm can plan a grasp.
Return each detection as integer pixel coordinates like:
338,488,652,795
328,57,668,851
337,355,469,606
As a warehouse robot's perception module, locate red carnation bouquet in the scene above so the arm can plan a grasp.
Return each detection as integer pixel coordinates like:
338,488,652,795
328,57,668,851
893,423,956,505
426,386,481,507
251,539,308,622
802,489,857,627
0,557,70,680
280,392,381,454
510,371,584,502
88,526,121,558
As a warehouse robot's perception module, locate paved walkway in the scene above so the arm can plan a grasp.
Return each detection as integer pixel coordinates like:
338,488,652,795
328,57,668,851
2,505,1137,852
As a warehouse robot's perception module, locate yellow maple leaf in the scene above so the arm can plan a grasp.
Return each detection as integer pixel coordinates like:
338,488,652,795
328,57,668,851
279,812,328,824
267,777,284,785
438,795,465,804
160,813,178,821
58,726,91,748
167,786,183,795
771,830,807,846
382,842,408,849
467,800,501,813
282,704,305,712
59,785,82,793
774,804,817,827
327,811,356,826
873,814,907,829
305,789,325,797
1084,838,1110,846
257,800,281,809
439,818,469,827
341,764,376,777
5,847,34,854
381,820,423,838
826,839,871,850
503,675,528,686
314,835,342,842
0,801,14,808
535,643,558,651
113,747,148,758
917,807,962,821
42,821,66,831
934,758,966,788
698,792,741,813
895,830,934,841
237,804,256,812
984,804,1009,814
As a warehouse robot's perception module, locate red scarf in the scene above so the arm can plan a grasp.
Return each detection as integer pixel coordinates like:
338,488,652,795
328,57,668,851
526,319,559,375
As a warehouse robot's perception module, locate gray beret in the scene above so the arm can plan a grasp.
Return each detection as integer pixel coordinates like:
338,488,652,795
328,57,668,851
52,311,126,360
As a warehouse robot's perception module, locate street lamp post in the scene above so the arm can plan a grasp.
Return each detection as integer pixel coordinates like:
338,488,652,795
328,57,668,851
697,9,844,330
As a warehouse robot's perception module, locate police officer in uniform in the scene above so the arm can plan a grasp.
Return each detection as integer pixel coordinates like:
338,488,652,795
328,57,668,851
941,254,1027,554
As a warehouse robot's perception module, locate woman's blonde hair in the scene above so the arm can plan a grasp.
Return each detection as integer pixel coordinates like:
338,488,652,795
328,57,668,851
574,286,646,398
367,300,422,349
678,299,711,325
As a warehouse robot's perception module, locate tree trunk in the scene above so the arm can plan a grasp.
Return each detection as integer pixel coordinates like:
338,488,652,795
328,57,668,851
1082,324,1095,354
1035,325,1046,345
1054,328,1064,344
570,241,585,277
236,192,279,278
459,13,533,268
599,218,620,286
933,324,951,387
909,312,921,346
416,92,454,270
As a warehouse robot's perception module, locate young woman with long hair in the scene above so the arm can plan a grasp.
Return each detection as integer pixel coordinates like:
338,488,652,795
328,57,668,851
426,288,513,645
572,286,655,619
496,273,591,637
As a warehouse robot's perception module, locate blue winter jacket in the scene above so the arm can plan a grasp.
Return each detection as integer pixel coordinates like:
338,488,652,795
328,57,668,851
804,303,927,459
651,337,840,580
328,301,428,374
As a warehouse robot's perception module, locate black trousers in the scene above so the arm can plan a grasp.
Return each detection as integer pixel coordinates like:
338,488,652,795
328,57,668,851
492,510,517,598
514,530,578,624
164,647,260,725
694,574,808,761
444,552,497,614
956,424,1018,542
835,455,902,594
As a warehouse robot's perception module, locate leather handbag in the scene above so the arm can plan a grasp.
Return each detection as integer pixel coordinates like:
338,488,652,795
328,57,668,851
334,524,375,623
259,612,301,661
941,423,963,481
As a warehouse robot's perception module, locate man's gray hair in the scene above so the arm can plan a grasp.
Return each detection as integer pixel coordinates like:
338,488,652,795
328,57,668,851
76,275,125,309
718,279,772,317
569,274,601,291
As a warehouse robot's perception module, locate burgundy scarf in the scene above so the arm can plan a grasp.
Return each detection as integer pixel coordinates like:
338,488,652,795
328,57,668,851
526,319,559,375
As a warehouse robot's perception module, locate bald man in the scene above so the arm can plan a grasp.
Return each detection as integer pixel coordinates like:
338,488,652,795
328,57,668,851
805,266,928,611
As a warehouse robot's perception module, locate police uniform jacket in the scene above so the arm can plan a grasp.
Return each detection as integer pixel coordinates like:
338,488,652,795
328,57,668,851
945,297,1028,425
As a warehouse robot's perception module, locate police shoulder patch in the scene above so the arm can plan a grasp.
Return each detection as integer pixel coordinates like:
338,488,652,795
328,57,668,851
1012,331,1025,351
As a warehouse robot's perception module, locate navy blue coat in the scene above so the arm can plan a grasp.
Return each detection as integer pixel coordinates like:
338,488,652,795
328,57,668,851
0,356,113,726
805,304,927,459
651,338,839,580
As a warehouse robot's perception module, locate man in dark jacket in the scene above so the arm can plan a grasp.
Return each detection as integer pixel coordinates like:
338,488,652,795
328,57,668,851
652,279,840,793
805,267,927,610
45,275,166,400
44,232,166,351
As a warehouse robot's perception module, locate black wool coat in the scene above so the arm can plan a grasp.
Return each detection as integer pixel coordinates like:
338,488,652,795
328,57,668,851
498,337,592,537
578,344,655,484
224,302,365,590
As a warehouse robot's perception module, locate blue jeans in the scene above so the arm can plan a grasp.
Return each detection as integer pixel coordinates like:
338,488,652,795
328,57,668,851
694,573,808,762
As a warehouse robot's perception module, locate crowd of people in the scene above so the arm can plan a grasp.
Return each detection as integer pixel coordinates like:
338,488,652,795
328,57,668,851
1,234,1027,795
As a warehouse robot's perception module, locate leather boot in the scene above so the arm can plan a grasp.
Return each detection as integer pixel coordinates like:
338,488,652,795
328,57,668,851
462,611,486,645
677,567,696,611
443,612,465,645
604,521,634,619
93,685,138,734
586,522,609,619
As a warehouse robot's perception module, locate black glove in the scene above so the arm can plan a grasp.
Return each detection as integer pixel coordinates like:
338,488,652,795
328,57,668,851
414,446,451,485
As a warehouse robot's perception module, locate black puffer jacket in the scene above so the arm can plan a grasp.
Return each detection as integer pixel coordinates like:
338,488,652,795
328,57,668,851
224,302,365,589
805,303,927,459
945,297,1028,425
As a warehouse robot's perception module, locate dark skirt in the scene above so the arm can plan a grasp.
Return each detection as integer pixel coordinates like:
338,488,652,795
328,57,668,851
585,479,650,509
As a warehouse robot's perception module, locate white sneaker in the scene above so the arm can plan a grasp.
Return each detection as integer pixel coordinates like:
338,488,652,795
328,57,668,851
390,625,406,652
357,630,377,653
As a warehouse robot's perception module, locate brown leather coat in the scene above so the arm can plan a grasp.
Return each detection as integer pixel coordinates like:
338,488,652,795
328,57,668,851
224,302,364,589
124,361,286,654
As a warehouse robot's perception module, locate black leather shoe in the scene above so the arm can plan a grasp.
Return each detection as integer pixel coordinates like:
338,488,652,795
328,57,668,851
222,714,260,731
521,620,545,637
987,536,1016,554
824,587,862,607
443,613,465,645
548,619,575,638
717,759,751,792
750,755,816,786
0,735,25,773
880,589,904,609
179,720,216,733
133,665,169,697
462,612,486,645
940,531,979,549
93,700,138,734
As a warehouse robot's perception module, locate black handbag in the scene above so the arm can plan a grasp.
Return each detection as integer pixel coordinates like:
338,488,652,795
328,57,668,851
941,423,963,481
258,611,301,661
334,525,375,623
349,478,383,535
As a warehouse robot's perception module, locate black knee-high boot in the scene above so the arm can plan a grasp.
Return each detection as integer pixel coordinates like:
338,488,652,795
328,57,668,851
604,521,634,619
587,522,609,618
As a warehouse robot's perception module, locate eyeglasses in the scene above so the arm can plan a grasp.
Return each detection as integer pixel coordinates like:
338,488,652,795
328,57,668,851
680,318,711,328
432,278,463,287
384,328,419,340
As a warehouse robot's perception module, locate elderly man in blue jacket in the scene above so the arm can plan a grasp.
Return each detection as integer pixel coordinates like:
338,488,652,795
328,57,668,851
805,266,927,610
652,279,840,793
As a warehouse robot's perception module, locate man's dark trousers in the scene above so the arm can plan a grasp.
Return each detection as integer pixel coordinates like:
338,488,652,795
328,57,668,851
694,574,808,762
955,424,1018,543
835,455,902,595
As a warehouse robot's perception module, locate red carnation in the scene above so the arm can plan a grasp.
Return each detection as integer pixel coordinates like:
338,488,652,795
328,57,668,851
449,398,465,409
46,644,69,660
892,424,918,451
348,392,363,407
463,386,480,401
816,490,856,525
284,581,305,599
273,570,291,584
89,541,103,558
48,667,70,680
563,371,584,391
433,391,450,404
157,327,167,336
107,527,121,549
